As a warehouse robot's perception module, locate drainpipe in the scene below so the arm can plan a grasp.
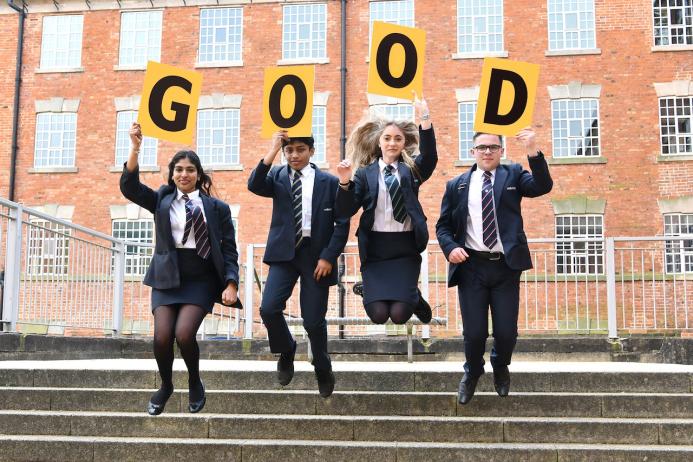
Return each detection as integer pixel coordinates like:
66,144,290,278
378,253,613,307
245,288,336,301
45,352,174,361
7,0,26,202
337,0,347,339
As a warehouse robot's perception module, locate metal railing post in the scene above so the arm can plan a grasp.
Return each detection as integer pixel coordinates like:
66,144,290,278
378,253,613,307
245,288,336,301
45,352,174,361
605,237,618,339
244,243,255,339
112,240,126,335
3,204,22,332
420,247,430,340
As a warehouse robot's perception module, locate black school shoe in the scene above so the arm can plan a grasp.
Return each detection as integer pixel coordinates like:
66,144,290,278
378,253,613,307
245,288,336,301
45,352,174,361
352,281,364,297
277,341,297,386
412,289,432,323
315,368,335,398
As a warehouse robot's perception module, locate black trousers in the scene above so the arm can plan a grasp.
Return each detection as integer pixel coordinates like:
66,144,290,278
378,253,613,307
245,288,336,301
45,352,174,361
457,252,522,377
260,239,331,370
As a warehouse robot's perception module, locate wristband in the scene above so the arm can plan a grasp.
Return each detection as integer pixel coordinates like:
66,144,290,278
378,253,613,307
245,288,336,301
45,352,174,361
420,113,430,121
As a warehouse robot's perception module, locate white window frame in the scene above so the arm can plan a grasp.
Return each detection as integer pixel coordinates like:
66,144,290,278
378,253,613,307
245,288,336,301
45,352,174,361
370,103,414,122
196,108,241,167
457,0,504,54
112,219,155,277
653,0,693,47
555,214,604,276
282,3,327,61
659,96,693,156
459,102,477,160
664,213,693,274
115,111,157,167
547,0,597,51
39,15,84,71
34,112,77,168
198,7,244,66
26,220,72,276
280,106,327,166
369,0,415,51
118,10,163,68
551,98,600,158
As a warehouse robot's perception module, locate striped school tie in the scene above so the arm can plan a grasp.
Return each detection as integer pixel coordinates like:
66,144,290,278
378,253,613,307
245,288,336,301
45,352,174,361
481,170,498,250
181,194,211,259
384,165,407,223
292,170,303,248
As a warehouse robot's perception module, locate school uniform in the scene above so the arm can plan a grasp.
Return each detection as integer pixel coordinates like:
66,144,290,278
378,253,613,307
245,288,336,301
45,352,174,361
335,126,437,306
436,154,552,378
248,161,349,371
120,165,240,312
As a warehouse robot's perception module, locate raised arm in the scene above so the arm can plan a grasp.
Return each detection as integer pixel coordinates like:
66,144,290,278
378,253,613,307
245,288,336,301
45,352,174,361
414,95,437,182
335,161,366,218
516,128,553,197
120,123,157,213
247,130,288,197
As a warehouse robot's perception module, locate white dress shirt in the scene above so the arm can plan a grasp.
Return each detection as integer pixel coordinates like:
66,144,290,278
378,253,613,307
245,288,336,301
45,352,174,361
372,159,413,232
292,164,314,238
465,168,504,253
170,189,207,249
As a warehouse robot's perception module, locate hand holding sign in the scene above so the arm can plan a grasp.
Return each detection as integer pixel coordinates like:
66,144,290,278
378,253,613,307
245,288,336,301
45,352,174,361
474,58,540,137
368,22,425,100
138,61,202,145
262,66,315,138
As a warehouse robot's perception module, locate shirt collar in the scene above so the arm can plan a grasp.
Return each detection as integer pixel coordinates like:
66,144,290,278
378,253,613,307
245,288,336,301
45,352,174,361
379,158,399,172
292,163,313,179
475,167,496,178
177,189,200,201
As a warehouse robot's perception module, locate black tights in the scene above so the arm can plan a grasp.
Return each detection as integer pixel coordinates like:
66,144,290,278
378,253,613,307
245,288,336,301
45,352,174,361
150,304,207,405
365,301,414,325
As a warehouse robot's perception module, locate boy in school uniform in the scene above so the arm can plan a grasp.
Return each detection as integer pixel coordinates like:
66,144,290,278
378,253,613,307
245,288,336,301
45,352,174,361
248,131,350,398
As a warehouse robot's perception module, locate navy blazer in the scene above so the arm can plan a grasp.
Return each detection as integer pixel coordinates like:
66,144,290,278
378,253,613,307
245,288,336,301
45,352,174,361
119,165,240,301
335,127,438,266
247,160,350,287
436,153,553,287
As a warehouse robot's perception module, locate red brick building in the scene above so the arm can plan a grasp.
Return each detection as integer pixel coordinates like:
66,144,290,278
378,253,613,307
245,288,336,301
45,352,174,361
0,0,691,278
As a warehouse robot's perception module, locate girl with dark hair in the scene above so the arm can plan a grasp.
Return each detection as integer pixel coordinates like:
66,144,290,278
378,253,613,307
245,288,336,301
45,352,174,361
336,96,437,325
120,123,240,415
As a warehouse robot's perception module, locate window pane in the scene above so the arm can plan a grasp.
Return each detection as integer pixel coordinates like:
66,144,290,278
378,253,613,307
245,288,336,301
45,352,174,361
551,99,600,158
40,15,83,69
282,3,327,59
112,219,154,276
196,109,241,166
457,0,504,53
119,11,163,67
555,214,604,275
198,8,243,63
547,0,596,50
659,97,693,155
34,113,77,168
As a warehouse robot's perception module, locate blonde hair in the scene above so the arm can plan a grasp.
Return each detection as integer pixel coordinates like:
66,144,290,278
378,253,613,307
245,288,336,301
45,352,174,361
345,114,421,179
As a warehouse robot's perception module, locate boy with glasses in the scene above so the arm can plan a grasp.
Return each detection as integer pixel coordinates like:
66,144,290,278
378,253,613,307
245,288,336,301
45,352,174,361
436,128,553,404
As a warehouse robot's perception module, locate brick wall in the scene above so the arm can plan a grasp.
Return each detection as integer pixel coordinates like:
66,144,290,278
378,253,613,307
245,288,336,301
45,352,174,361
0,0,691,258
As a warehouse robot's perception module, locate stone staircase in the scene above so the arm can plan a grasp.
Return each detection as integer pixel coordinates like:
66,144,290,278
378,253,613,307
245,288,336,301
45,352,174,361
0,360,691,461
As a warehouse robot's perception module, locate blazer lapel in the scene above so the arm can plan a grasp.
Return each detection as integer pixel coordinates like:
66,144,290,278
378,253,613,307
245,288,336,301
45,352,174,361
457,164,474,213
280,164,292,196
366,162,380,209
201,194,218,241
159,190,177,249
311,166,327,228
493,165,508,210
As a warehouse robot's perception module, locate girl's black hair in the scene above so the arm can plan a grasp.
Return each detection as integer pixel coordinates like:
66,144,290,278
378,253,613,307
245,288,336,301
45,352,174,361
167,150,213,196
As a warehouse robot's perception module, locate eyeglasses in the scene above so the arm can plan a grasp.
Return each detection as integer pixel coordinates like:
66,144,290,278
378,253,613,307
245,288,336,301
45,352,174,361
473,144,502,153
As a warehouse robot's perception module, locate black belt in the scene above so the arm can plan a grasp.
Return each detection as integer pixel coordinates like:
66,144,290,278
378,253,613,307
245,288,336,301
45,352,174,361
466,248,504,261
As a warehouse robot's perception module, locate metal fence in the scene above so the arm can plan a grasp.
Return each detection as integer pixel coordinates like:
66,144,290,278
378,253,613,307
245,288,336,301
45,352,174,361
1,197,691,339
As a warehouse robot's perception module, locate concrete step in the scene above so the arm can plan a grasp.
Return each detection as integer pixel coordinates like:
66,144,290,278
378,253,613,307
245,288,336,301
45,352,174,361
1,360,691,393
0,387,691,418
0,411,691,446
0,435,692,462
